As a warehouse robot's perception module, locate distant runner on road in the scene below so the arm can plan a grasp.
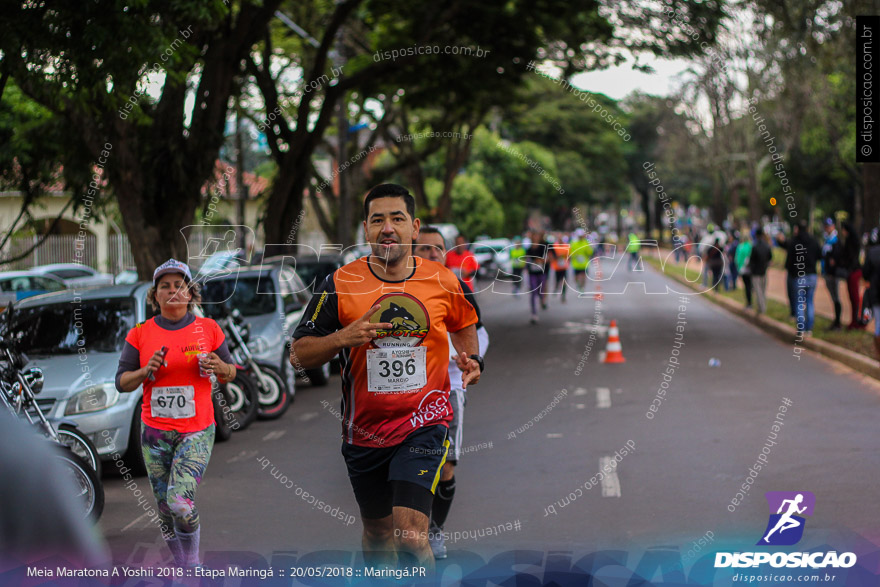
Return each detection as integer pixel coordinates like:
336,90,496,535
445,234,480,291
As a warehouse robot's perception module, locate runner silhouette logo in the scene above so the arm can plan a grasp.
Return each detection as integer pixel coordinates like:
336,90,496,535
757,491,815,546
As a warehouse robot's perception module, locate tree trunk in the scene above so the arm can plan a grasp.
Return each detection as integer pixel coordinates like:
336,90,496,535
747,160,761,222
864,163,880,230
114,171,200,280
640,188,651,239
712,172,726,225
263,149,308,245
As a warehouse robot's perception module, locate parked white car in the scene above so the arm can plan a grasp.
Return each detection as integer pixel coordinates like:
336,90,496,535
31,263,115,288
472,238,512,278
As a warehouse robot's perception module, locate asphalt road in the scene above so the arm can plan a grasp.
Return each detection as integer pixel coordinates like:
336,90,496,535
96,256,880,583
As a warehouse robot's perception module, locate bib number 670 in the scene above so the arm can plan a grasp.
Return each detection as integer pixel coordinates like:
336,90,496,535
378,358,417,378
156,395,187,409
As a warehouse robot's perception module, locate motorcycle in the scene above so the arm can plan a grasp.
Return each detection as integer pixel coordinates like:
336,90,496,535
220,307,291,421
211,379,236,442
0,308,104,521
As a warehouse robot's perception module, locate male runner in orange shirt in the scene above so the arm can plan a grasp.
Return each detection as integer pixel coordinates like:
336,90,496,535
291,184,483,570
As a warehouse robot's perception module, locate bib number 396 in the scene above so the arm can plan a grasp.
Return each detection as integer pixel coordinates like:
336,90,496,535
150,386,196,419
367,347,426,392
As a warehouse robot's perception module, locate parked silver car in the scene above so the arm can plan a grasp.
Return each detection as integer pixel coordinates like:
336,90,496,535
31,263,115,288
5,283,154,468
198,264,313,389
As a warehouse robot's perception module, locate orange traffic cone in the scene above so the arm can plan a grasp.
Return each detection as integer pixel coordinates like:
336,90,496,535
603,319,626,363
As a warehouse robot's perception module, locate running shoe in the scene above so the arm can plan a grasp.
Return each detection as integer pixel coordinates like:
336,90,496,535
429,525,447,559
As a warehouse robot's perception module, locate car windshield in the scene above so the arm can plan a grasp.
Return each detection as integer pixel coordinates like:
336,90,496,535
473,246,496,255
197,251,239,274
294,260,337,289
200,276,277,317
4,297,135,355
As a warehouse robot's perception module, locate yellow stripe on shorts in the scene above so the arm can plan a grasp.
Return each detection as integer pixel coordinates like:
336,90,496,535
430,438,450,493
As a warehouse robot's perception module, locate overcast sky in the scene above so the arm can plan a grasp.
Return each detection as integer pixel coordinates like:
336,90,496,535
571,54,694,100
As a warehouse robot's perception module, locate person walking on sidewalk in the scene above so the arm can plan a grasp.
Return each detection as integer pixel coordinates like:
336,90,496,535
735,232,753,309
862,228,880,362
821,217,845,330
792,222,822,335
705,238,725,291
749,227,773,315
840,222,866,330
724,231,740,291
784,224,801,319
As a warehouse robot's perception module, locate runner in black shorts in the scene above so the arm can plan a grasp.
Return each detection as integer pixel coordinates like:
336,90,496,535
291,184,483,570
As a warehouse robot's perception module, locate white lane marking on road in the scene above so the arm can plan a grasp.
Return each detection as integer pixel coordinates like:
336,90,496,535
575,404,586,409
599,456,621,497
547,433,563,438
574,387,588,396
227,449,261,463
122,512,150,533
299,411,319,421
262,430,286,441
596,387,611,409
550,322,609,335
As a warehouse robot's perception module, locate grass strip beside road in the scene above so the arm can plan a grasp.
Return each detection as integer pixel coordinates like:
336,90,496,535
644,256,876,360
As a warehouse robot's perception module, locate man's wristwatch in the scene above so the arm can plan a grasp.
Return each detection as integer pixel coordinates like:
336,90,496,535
469,354,484,373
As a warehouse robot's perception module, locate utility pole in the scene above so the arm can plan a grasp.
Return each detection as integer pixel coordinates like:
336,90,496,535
236,101,247,251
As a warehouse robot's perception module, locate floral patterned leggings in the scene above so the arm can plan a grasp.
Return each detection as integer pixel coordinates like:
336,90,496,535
141,423,215,537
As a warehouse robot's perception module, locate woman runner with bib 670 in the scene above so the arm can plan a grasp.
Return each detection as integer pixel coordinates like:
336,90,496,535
115,259,236,567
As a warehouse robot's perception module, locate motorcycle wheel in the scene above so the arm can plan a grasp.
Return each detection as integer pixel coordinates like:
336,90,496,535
213,384,234,442
255,365,290,420
57,424,102,477
225,373,258,430
53,445,104,522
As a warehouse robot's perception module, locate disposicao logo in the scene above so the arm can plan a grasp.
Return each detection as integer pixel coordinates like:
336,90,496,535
758,491,814,546
715,491,857,570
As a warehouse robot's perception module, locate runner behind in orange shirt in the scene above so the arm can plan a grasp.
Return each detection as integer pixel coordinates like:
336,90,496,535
549,235,571,303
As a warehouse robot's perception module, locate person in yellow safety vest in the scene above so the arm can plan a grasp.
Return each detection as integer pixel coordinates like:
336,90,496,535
626,232,641,271
569,231,593,291
549,235,571,303
510,237,527,294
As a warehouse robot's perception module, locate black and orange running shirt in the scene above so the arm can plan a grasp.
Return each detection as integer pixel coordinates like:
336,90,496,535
293,255,478,447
